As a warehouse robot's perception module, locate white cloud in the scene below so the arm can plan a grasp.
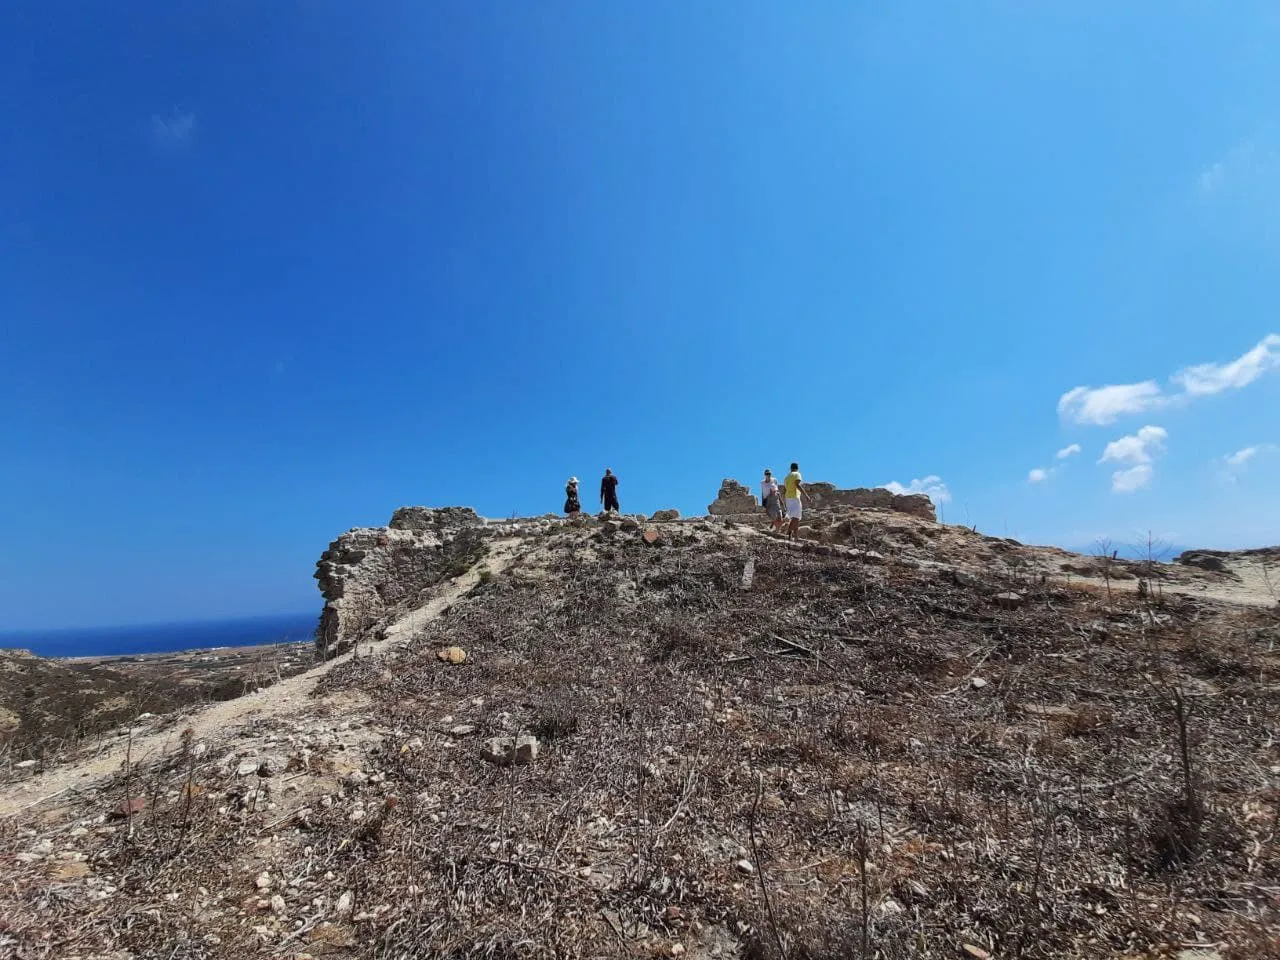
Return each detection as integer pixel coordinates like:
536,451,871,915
1057,382,1168,426
882,475,951,504
1028,468,1049,484
1098,425,1166,494
1219,444,1277,482
1055,444,1082,460
1057,334,1279,427
151,109,197,144
1099,425,1167,465
1110,464,1153,494
1225,446,1258,467
1172,334,1280,396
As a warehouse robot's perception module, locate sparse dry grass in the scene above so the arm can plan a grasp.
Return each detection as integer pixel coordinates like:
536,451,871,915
3,523,1279,958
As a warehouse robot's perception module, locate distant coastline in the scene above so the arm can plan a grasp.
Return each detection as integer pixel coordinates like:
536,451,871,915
0,612,319,659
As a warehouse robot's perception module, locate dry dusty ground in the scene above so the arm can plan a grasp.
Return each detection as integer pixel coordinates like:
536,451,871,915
1,518,1278,960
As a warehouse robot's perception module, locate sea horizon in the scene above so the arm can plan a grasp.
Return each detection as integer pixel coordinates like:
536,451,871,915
0,611,319,659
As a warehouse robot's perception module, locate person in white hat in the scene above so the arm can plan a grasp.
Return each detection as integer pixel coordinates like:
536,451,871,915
564,477,581,516
761,468,784,534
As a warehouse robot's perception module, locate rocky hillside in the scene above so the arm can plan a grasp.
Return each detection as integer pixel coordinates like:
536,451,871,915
1,492,1278,959
0,642,312,763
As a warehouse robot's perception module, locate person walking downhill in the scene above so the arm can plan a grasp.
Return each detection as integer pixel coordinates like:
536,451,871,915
761,469,784,534
564,477,581,517
782,462,805,540
600,468,620,514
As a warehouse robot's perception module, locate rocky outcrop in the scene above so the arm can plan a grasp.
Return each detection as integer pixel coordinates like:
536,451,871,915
1176,551,1231,574
707,480,758,517
706,478,937,522
388,506,481,533
314,507,487,660
802,483,936,521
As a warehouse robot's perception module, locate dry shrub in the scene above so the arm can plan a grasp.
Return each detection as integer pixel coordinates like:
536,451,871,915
532,703,580,742
1055,704,1109,739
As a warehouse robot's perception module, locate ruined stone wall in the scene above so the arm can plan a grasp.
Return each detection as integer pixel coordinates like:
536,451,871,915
314,507,484,660
706,478,937,522
801,483,936,521
706,479,758,517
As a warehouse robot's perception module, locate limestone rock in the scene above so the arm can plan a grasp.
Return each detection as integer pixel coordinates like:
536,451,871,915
388,506,482,533
707,480,758,517
804,483,937,521
109,797,147,819
995,591,1024,610
480,734,540,766
437,646,468,665
314,508,488,660
650,509,680,522
1020,703,1076,719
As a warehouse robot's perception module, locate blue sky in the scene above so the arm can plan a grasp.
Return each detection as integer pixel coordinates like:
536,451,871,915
3,3,1279,630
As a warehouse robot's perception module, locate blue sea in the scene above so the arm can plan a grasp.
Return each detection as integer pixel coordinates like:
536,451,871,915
0,612,319,659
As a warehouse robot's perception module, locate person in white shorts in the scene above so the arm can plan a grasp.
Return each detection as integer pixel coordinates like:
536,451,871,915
782,462,804,540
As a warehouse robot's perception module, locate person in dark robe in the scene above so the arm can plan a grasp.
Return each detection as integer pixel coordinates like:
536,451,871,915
600,468,620,513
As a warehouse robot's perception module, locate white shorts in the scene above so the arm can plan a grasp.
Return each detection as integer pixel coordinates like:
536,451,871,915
785,498,802,520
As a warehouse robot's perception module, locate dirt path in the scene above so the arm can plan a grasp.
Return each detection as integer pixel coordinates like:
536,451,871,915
0,540,521,819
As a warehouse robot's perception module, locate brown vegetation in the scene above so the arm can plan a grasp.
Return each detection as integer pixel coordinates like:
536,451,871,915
2,519,1278,958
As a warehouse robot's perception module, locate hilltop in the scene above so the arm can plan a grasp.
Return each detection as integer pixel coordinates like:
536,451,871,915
1,484,1278,959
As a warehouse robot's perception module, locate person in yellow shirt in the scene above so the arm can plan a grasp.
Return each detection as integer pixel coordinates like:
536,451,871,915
782,462,804,540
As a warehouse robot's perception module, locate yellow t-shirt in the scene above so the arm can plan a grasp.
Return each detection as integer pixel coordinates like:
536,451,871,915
783,471,802,499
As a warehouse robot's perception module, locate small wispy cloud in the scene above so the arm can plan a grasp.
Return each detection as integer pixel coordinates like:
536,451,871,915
882,475,951,504
1198,140,1256,195
1196,138,1280,199
1172,334,1280,396
150,109,197,146
1057,382,1168,426
1225,446,1259,467
1110,464,1153,494
1218,443,1276,483
1098,425,1167,494
1058,334,1279,426
1028,443,1083,485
